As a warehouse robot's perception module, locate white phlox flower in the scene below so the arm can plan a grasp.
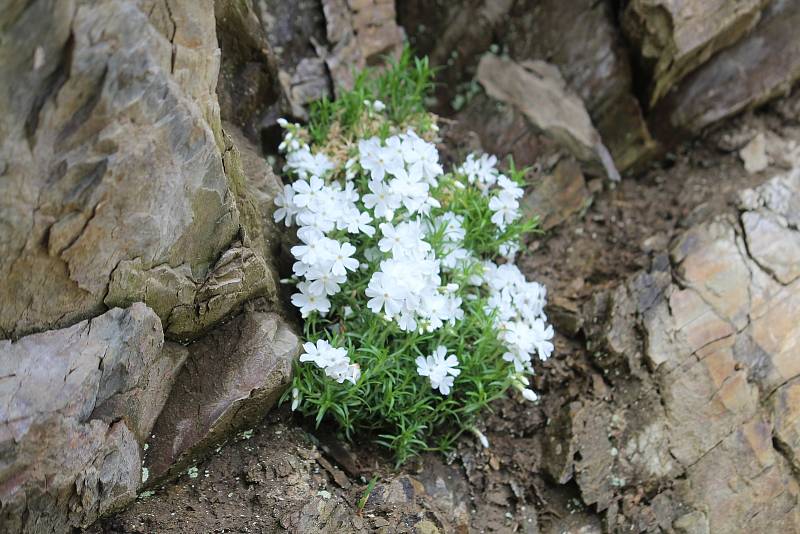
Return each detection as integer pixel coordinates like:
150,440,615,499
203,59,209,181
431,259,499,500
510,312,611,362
416,345,461,395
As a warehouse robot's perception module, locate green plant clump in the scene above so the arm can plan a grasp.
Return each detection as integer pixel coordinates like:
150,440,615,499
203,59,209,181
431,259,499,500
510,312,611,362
274,48,553,464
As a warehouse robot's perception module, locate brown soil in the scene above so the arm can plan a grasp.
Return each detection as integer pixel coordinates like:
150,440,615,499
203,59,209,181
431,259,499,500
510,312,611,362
95,90,799,534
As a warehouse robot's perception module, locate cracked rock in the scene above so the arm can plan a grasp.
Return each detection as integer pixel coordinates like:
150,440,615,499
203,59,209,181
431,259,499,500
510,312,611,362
143,311,300,484
622,0,768,107
0,303,180,533
557,168,800,531
0,0,277,340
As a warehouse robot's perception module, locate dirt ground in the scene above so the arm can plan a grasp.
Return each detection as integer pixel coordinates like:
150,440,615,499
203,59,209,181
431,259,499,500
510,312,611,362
94,89,799,534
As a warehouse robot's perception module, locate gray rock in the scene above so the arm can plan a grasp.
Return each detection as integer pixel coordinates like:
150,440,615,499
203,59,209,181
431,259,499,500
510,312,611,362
652,0,800,140
505,0,659,172
476,55,620,181
622,0,768,107
0,0,277,340
0,304,178,533
144,311,300,483
523,158,590,231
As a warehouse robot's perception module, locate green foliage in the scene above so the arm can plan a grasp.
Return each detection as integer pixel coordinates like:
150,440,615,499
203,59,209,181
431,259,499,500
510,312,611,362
308,46,435,145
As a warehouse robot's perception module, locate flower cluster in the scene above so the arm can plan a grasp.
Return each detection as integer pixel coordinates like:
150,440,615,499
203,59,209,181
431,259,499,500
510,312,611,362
299,339,361,384
416,346,461,395
483,262,553,373
273,52,554,462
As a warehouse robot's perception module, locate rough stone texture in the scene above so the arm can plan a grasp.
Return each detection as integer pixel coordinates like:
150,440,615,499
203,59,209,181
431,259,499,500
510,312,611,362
476,55,620,181
144,311,300,483
523,159,591,231
505,0,659,173
0,304,182,533
321,0,404,95
553,169,800,531
0,0,278,340
215,0,281,141
622,0,768,107
258,0,403,119
651,0,800,140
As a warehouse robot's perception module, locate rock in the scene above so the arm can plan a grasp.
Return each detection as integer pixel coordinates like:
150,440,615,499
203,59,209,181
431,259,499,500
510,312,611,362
321,0,404,94
673,511,710,534
143,311,300,483
0,304,179,532
405,0,514,108
559,168,800,530
0,0,278,340
215,0,281,140
652,0,800,141
622,0,768,107
772,378,800,471
476,55,620,180
523,159,590,231
225,124,286,258
738,168,800,284
504,0,659,172
740,132,769,173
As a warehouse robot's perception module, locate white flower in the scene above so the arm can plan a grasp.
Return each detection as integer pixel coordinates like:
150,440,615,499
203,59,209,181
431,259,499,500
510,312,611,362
286,147,334,178
400,130,443,184
416,345,461,395
458,153,499,189
290,227,325,265
359,137,405,181
322,240,358,277
291,387,300,411
530,318,554,360
488,190,520,230
522,388,538,402
365,272,404,317
305,265,346,296
292,175,325,209
363,179,401,219
291,282,331,317
273,184,298,226
346,210,376,237
299,339,360,384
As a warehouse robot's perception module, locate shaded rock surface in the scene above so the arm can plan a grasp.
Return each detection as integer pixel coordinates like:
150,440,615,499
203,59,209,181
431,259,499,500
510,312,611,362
0,304,180,533
144,311,300,484
523,158,591,231
504,0,659,172
476,54,620,181
652,0,800,141
622,0,768,106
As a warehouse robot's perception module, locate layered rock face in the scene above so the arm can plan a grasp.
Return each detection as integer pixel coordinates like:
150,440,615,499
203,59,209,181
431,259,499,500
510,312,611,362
0,0,277,341
560,170,800,532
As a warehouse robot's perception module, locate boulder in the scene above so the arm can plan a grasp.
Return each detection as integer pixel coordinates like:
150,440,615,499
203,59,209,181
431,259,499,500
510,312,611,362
476,54,620,180
143,311,300,483
0,304,183,533
0,0,278,340
622,0,768,107
651,0,800,140
505,0,659,173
